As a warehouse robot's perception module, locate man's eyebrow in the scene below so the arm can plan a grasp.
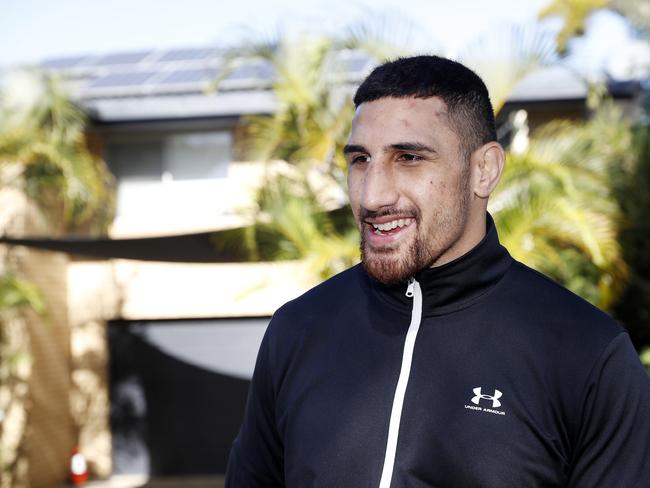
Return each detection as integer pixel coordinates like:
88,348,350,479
386,142,437,154
344,143,437,154
343,144,366,154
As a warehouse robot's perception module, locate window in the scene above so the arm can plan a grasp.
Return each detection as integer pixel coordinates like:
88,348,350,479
105,131,232,182
107,142,164,182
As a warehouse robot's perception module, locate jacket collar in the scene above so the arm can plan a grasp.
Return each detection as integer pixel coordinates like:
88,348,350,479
364,212,513,317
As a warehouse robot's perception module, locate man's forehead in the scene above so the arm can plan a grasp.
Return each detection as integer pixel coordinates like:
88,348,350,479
349,96,453,143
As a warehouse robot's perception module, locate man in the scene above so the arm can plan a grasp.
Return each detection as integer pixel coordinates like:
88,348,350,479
226,56,650,487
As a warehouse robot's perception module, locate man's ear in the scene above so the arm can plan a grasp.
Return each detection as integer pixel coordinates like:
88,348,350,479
471,142,505,199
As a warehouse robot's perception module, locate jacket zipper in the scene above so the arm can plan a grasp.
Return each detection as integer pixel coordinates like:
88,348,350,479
378,277,423,488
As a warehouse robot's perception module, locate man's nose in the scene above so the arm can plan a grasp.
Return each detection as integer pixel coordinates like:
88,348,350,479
360,161,399,211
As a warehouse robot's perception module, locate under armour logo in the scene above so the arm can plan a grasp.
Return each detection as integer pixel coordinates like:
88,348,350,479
471,387,503,408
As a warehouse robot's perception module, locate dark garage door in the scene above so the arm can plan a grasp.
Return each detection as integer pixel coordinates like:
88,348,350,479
108,318,268,476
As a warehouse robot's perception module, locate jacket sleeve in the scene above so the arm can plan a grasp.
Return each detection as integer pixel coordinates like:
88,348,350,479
225,328,285,487
568,332,650,487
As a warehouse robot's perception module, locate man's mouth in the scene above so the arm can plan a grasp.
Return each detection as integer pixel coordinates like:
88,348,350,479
369,218,414,235
362,217,416,249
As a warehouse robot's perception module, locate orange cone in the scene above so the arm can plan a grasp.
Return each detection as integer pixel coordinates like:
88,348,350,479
69,447,89,485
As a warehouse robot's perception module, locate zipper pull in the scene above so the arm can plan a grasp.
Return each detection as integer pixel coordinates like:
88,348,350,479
405,277,415,298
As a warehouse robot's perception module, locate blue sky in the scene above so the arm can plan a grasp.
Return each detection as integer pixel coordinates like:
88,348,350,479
0,0,638,76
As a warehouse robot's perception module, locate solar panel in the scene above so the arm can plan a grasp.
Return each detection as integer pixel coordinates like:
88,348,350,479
159,68,220,85
157,48,217,63
92,51,152,66
40,46,375,104
226,61,275,81
88,71,156,88
41,56,89,70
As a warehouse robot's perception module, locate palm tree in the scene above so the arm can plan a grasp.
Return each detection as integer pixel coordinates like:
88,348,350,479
538,0,609,54
539,0,650,54
490,103,631,309
0,68,115,235
230,34,356,181
458,24,559,113
611,122,650,351
248,164,359,282
431,24,627,310
219,33,363,280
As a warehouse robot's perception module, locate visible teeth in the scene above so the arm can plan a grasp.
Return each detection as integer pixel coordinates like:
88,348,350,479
371,219,412,232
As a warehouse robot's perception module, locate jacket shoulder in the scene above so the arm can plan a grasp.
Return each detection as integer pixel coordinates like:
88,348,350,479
273,264,364,321
265,264,366,346
503,260,624,344
263,265,366,379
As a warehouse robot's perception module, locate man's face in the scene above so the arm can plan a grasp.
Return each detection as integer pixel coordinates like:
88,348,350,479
345,96,473,285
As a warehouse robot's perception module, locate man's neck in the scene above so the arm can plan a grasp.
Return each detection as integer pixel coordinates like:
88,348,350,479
431,210,487,268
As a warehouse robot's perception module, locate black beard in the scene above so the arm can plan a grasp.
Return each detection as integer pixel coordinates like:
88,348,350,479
360,222,433,286
358,170,472,286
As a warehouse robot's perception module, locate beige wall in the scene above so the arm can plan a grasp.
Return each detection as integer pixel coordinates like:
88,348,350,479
21,249,74,488
0,183,75,488
68,259,311,320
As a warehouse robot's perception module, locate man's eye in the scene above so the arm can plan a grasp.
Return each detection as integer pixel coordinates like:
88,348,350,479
351,155,369,165
398,153,422,162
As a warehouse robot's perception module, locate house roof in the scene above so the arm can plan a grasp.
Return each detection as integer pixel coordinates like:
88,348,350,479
40,47,372,122
38,46,645,123
84,90,278,122
508,65,588,102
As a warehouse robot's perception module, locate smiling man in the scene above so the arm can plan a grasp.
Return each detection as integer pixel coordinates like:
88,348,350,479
226,56,650,487
345,95,498,285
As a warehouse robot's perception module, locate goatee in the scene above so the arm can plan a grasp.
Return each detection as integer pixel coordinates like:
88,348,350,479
360,189,471,286
360,224,431,286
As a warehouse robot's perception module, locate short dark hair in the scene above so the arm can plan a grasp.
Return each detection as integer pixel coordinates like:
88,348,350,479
353,55,497,161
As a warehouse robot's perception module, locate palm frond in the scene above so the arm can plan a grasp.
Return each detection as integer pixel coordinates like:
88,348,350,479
340,10,438,62
492,102,630,308
538,0,610,53
0,273,45,315
0,70,115,234
459,23,559,113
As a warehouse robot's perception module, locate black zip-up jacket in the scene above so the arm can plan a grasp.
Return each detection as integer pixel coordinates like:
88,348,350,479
226,215,650,487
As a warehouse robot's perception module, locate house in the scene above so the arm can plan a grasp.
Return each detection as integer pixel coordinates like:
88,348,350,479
2,45,647,486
